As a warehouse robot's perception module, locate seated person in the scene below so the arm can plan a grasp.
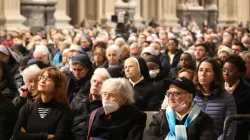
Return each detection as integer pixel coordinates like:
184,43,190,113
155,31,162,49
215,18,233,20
82,78,147,140
144,77,216,140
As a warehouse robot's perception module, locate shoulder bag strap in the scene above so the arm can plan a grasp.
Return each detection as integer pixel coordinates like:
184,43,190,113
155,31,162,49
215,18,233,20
87,107,101,140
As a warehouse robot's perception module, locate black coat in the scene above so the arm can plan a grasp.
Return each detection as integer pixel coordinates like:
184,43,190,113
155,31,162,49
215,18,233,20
232,79,250,140
71,94,102,140
0,93,18,140
82,105,147,140
165,49,182,68
133,79,161,111
144,110,217,140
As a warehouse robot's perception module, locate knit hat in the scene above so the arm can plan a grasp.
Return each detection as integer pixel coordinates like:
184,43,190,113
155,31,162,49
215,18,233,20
71,54,92,69
141,46,156,56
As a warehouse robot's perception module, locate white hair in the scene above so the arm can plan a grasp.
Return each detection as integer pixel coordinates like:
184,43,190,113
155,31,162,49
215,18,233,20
106,44,122,57
129,43,141,50
91,68,111,82
101,78,135,105
22,64,41,82
69,44,82,52
128,36,137,43
115,37,125,45
33,45,49,56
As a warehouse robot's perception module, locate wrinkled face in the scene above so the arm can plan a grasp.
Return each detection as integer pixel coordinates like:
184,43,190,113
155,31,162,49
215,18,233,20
180,53,193,69
167,40,177,52
124,59,140,79
129,47,141,57
101,86,122,104
38,71,55,94
93,48,105,64
222,62,240,85
218,52,229,62
198,62,214,87
71,63,88,80
33,51,48,64
106,49,119,65
81,38,90,48
194,46,207,61
167,85,192,109
90,75,106,95
231,45,242,55
24,74,38,94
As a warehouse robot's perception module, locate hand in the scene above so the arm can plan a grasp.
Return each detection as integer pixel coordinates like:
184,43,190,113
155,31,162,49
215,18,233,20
47,134,54,139
21,127,26,132
19,86,28,98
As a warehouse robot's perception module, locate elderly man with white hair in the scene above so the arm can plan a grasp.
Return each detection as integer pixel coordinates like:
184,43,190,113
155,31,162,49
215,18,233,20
33,44,51,64
12,64,41,112
71,68,111,140
114,37,126,47
101,44,123,69
82,78,146,140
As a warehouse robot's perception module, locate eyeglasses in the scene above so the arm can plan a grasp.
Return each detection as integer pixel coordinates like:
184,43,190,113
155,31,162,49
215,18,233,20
222,68,238,74
166,90,187,97
39,75,52,82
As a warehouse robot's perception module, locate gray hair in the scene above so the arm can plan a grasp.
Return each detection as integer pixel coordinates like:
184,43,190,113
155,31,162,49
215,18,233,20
91,68,111,82
115,37,125,46
33,44,49,56
101,78,135,105
239,51,250,62
106,44,122,57
129,43,141,50
22,64,41,82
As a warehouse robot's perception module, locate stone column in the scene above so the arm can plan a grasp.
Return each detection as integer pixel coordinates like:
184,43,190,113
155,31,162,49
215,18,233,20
218,0,237,27
236,0,249,25
54,0,72,29
133,0,143,27
77,0,86,25
217,0,228,27
205,0,218,10
0,0,27,31
161,0,180,27
141,0,149,21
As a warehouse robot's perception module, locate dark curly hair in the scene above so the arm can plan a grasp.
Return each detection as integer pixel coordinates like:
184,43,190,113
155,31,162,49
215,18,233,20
224,55,246,74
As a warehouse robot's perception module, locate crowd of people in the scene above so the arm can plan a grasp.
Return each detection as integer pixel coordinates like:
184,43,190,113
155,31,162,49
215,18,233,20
0,20,250,140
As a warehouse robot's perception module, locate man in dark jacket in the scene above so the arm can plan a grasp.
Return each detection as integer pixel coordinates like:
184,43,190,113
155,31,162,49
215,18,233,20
144,78,216,140
67,54,93,102
0,92,17,140
71,68,111,140
124,56,161,111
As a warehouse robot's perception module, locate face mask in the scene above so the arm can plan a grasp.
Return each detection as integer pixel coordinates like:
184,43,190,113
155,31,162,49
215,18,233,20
149,69,160,78
102,99,119,114
173,101,186,112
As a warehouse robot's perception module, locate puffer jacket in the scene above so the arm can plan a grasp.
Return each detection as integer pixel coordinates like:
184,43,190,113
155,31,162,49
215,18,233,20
194,90,237,140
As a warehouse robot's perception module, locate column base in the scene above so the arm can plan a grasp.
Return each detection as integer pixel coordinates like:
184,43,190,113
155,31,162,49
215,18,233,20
0,15,28,31
134,15,143,27
218,20,238,27
54,12,73,29
161,16,180,27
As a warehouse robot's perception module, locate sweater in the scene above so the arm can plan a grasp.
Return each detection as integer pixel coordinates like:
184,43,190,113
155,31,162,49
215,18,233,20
13,99,73,140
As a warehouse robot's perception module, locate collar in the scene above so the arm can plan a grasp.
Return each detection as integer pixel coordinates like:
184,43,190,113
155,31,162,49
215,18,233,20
129,76,144,87
225,79,240,94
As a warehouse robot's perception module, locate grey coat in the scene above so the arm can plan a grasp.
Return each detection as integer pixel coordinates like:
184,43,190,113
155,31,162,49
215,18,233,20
194,90,237,140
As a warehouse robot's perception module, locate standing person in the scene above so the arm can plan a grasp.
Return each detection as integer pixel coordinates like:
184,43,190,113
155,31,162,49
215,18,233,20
71,68,111,140
222,55,250,140
12,67,73,140
194,57,236,140
144,78,216,140
82,78,146,140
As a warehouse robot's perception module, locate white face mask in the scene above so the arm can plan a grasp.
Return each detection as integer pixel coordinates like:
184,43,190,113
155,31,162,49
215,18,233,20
149,69,160,78
102,99,119,114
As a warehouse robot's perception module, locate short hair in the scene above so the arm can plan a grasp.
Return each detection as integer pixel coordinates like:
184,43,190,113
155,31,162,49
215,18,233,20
34,45,49,56
233,41,246,51
169,38,179,46
106,44,121,57
224,55,246,73
22,64,41,82
129,43,141,50
91,68,111,82
195,43,209,52
177,68,195,80
115,37,125,46
58,41,70,49
239,51,250,62
101,78,135,105
195,57,224,96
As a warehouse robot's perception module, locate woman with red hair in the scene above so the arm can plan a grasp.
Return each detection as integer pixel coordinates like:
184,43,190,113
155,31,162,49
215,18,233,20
13,67,73,140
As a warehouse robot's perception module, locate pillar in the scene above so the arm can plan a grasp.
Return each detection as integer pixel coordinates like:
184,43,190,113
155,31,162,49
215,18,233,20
101,0,116,27
54,0,72,29
236,0,249,25
218,0,237,27
205,0,218,10
161,0,180,27
133,0,143,27
141,0,149,22
0,0,27,31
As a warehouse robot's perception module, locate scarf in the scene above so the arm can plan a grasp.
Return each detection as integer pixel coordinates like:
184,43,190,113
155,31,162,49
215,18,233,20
165,103,201,140
224,80,240,94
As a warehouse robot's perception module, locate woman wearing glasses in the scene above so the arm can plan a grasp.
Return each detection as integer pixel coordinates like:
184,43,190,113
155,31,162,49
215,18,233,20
194,57,236,140
222,55,250,140
13,67,73,140
145,77,216,140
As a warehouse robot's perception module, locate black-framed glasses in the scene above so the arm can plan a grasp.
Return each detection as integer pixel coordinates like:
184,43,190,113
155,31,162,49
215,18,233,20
166,90,187,97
